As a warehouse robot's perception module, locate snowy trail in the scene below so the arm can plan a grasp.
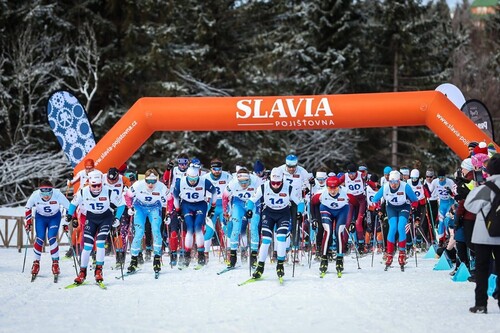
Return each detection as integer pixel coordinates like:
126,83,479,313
1,247,498,333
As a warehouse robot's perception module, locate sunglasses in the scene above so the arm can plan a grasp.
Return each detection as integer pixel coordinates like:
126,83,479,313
316,178,326,182
177,158,189,164
270,181,282,186
286,165,297,168
211,167,222,171
90,184,102,188
411,177,418,181
426,176,433,178
146,179,157,184
40,187,53,193
239,179,250,185
389,180,399,184
348,172,357,175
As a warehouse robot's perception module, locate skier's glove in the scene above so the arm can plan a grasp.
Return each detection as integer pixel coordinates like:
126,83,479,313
25,219,32,232
245,210,253,219
309,178,316,186
311,219,318,231
112,218,120,228
207,206,215,218
296,213,303,222
71,217,79,228
166,161,174,171
347,223,356,233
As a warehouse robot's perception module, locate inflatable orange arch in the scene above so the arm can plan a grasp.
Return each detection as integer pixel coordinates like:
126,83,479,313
75,91,498,177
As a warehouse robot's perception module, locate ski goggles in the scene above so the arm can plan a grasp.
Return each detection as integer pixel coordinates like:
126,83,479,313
270,181,282,187
40,187,53,195
211,167,222,172
177,158,189,165
145,179,157,185
389,180,399,185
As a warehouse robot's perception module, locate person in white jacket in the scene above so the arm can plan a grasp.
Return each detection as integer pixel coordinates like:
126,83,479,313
464,153,500,314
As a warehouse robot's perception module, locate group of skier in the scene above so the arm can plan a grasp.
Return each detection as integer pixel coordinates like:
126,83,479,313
23,142,499,294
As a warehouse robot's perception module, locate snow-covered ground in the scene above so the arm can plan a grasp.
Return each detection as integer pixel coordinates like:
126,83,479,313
1,243,498,333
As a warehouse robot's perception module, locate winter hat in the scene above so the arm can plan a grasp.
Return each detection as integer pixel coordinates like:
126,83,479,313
471,153,489,169
426,169,434,177
410,169,420,178
253,160,264,173
316,171,328,179
383,166,392,175
486,153,500,175
473,142,488,155
399,167,410,176
107,167,119,181
389,171,400,181
437,169,446,177
369,174,379,183
487,143,497,158
270,167,284,182
468,141,479,149
346,163,357,173
460,158,473,172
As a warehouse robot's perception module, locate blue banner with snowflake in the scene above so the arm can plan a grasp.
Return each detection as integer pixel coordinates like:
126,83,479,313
46,91,96,167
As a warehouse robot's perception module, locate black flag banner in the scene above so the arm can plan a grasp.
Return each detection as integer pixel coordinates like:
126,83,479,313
461,99,495,142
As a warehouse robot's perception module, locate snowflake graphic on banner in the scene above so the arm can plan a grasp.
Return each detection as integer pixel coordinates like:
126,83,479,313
47,91,96,167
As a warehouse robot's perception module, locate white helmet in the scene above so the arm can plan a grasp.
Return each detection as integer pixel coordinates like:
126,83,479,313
88,170,103,185
410,169,420,178
389,171,401,181
270,167,284,182
186,167,199,181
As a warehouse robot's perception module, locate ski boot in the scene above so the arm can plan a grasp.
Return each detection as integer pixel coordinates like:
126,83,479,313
469,305,487,314
74,267,87,284
94,265,103,282
204,252,210,265
153,255,161,273
115,251,125,268
197,251,206,266
336,256,344,275
170,251,178,266
357,243,366,256
320,256,328,276
137,252,144,265
276,259,285,278
31,260,40,281
398,250,406,271
384,253,393,271
227,250,237,268
65,246,74,258
250,250,258,269
252,261,265,279
127,256,139,273
184,251,191,267
145,249,152,262
52,259,60,275
241,248,248,263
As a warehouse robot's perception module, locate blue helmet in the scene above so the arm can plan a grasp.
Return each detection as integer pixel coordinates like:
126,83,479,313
285,154,298,167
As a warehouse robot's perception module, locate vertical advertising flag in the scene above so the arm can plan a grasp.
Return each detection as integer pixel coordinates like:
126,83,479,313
46,91,96,167
461,99,495,142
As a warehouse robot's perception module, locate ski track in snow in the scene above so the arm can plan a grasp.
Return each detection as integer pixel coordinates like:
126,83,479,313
1,247,498,333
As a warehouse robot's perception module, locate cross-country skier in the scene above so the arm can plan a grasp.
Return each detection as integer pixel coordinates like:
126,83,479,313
339,163,368,254
278,154,313,261
372,170,418,270
173,166,217,267
202,158,233,263
428,169,456,246
312,176,349,276
25,180,70,281
103,167,132,267
125,169,168,275
222,167,260,268
246,167,304,280
67,170,125,284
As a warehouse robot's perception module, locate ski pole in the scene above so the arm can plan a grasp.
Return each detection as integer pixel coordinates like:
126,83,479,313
65,231,79,276
371,214,378,268
22,229,30,273
347,225,361,269
292,212,301,278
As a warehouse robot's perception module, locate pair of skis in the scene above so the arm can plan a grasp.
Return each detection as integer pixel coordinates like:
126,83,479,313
31,274,59,283
237,276,284,286
64,281,107,290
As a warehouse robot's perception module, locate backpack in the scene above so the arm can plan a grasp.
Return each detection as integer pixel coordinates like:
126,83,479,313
482,181,500,237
